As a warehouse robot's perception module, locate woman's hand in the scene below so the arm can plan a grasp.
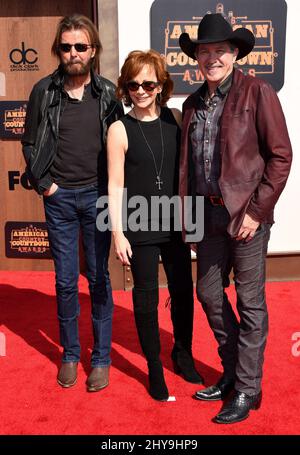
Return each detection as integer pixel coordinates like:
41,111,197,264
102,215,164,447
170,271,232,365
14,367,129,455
113,232,132,265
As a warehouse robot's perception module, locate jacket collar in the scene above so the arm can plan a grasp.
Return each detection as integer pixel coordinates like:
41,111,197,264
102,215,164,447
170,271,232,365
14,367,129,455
187,68,243,107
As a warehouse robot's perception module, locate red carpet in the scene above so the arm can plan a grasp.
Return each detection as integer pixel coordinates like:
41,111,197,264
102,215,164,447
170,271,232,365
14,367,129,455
0,271,300,435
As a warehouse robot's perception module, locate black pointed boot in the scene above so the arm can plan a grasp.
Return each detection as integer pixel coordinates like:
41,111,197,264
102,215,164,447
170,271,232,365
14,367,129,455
133,288,169,401
148,359,169,401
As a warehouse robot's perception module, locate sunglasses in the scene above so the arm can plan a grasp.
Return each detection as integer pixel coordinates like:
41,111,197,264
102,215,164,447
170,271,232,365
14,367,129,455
127,81,160,92
58,43,93,53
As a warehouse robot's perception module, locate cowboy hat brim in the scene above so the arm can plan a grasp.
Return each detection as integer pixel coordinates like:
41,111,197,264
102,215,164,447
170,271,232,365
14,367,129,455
179,27,255,61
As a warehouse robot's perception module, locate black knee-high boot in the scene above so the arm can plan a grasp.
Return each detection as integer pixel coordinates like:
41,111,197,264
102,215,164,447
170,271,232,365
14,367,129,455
133,288,169,401
169,288,204,384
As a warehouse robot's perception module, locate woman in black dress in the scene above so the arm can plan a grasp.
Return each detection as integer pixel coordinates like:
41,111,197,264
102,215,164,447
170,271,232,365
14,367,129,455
107,50,203,401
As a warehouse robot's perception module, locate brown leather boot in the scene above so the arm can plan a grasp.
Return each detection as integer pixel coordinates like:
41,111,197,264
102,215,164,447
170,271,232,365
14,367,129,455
57,362,78,388
86,366,110,392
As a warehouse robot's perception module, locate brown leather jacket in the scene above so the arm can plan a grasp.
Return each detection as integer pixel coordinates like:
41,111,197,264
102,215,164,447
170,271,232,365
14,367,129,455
179,68,293,238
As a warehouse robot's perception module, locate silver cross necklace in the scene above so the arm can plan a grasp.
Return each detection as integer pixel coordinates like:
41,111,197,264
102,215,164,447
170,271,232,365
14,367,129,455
133,108,164,190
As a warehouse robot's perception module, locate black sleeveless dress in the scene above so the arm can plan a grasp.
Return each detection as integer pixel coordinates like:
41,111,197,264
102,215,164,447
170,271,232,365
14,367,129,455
120,107,180,245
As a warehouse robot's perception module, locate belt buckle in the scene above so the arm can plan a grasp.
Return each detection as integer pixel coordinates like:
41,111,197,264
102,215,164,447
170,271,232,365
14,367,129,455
209,196,224,206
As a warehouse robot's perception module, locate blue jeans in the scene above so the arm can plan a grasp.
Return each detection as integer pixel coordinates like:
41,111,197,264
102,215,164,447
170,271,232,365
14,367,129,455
44,184,113,367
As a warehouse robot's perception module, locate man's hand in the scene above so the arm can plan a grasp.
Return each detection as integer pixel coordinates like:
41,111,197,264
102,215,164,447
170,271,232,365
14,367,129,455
43,182,58,197
236,213,260,242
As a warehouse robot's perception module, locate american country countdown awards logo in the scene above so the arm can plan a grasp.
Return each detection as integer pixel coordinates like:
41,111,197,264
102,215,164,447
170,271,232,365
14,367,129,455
5,222,51,259
0,101,27,138
150,0,287,94
9,41,39,72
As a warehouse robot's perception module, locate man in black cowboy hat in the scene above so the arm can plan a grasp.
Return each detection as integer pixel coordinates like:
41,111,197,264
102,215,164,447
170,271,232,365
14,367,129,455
179,13,292,423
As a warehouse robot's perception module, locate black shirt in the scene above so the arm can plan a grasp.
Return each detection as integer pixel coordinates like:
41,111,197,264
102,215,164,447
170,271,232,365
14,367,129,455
120,107,180,245
50,83,102,188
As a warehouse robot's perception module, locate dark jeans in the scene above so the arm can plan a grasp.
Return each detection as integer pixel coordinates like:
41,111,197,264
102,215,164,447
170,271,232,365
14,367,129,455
44,184,113,367
196,202,271,395
130,234,194,354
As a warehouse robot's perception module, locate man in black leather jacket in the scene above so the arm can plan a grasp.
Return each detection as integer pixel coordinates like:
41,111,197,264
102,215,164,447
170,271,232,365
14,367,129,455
22,14,123,392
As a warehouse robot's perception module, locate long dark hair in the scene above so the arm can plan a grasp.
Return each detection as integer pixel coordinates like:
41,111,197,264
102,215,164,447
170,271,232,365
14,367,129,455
51,13,102,69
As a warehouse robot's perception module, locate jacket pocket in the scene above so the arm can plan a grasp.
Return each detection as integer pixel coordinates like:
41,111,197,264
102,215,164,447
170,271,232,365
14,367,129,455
232,107,252,117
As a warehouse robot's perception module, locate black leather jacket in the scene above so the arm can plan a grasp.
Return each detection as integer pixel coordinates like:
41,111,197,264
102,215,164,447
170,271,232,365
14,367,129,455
22,66,124,194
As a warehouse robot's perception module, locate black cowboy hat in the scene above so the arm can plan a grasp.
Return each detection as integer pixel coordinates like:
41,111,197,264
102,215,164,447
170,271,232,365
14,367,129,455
179,13,255,61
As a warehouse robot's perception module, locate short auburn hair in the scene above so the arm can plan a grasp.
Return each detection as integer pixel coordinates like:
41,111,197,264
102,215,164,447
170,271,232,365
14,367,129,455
51,14,102,69
116,50,173,107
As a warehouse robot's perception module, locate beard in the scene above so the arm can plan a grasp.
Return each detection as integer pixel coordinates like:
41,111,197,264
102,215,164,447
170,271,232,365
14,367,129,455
61,59,93,76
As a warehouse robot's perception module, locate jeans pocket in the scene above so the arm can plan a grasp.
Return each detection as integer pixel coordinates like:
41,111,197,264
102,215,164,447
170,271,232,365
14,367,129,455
255,224,262,234
43,185,61,199
253,223,269,239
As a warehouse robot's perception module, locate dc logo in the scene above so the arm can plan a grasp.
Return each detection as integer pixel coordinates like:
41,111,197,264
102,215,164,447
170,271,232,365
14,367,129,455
9,42,38,65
